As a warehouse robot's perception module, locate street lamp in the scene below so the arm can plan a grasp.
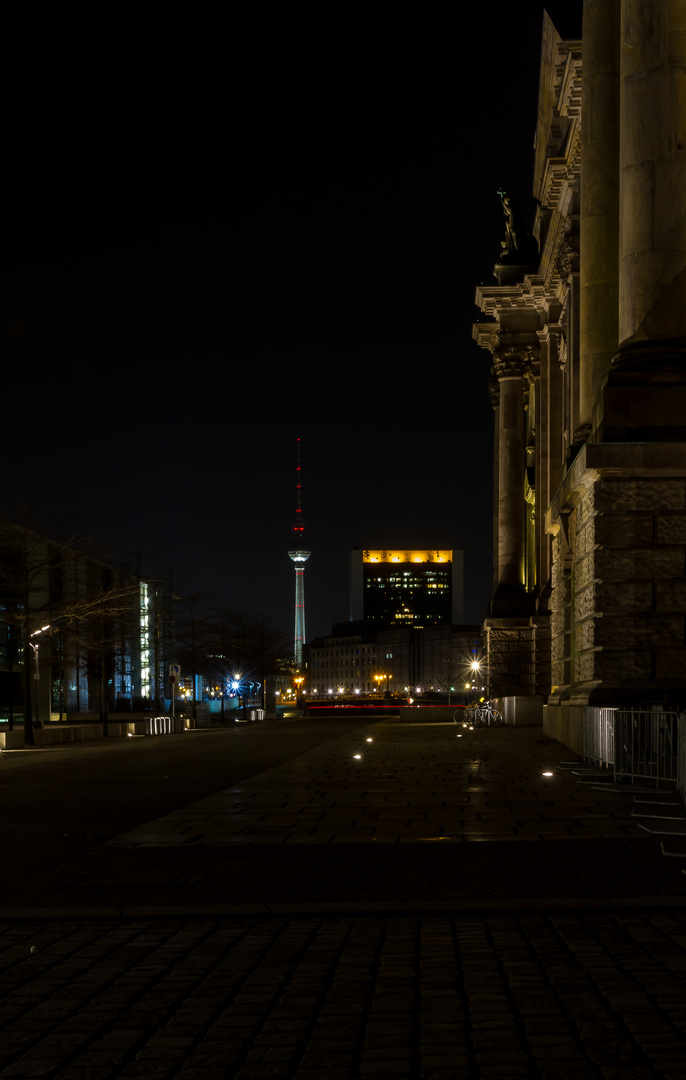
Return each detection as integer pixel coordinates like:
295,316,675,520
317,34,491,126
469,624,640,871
374,673,389,697
28,625,51,727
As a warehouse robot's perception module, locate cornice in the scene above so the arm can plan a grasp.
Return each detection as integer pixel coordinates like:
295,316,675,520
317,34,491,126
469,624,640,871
475,275,558,321
559,45,582,119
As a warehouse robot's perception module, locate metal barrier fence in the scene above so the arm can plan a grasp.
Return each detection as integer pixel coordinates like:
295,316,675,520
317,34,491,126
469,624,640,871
679,715,686,803
613,710,679,788
146,715,185,736
583,707,616,767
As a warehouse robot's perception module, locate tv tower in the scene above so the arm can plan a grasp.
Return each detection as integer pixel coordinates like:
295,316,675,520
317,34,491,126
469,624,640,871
288,437,310,670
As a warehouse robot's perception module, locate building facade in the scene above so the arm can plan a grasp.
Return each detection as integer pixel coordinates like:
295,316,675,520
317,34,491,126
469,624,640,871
306,633,378,694
350,548,464,627
0,521,173,723
307,624,481,697
474,2,686,745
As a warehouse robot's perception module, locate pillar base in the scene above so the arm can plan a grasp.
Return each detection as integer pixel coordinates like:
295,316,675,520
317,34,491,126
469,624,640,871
489,586,536,619
594,337,686,441
500,695,543,726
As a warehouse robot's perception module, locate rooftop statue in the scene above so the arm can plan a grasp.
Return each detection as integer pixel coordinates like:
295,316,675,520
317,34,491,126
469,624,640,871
496,189,539,267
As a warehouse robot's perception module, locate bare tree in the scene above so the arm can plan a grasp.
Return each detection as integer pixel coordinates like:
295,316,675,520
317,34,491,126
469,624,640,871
209,608,290,717
172,592,218,727
0,519,139,743
0,519,88,745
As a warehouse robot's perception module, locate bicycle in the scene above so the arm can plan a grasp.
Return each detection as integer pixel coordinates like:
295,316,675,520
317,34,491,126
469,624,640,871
453,701,502,727
475,701,503,727
454,702,479,726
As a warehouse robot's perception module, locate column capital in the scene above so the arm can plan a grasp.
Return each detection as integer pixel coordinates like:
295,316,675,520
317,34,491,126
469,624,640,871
492,345,540,380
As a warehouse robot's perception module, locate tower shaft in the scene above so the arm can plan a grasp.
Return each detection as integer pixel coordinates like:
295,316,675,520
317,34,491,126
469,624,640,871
293,565,306,669
288,437,310,670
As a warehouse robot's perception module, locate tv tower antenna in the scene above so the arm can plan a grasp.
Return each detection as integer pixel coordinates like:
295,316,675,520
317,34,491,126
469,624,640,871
288,437,311,670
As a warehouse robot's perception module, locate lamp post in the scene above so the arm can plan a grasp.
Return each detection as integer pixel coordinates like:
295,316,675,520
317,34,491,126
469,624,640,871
27,625,51,735
374,673,390,697
467,659,487,701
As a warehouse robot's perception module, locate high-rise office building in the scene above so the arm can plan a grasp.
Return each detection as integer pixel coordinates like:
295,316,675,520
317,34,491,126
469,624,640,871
349,548,464,628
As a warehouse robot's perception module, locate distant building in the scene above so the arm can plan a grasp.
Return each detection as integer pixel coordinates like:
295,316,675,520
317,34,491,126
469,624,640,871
0,521,171,723
350,548,464,628
306,633,377,694
307,623,481,697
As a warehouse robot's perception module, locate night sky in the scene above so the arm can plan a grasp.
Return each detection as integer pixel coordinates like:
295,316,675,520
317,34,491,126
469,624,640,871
5,2,581,643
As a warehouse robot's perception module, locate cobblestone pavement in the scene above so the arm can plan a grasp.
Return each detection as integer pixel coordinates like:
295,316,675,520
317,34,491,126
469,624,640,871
107,721,647,847
1,912,686,1080
3,719,686,1076
8,719,682,911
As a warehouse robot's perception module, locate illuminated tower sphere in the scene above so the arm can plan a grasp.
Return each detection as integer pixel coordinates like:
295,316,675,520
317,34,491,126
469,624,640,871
288,438,310,670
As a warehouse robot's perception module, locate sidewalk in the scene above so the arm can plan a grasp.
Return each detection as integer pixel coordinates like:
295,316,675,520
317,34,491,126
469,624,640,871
2,718,686,1080
3,716,685,914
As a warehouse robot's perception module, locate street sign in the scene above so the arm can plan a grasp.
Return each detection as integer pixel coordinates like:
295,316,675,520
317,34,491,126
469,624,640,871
169,663,181,677
169,675,176,684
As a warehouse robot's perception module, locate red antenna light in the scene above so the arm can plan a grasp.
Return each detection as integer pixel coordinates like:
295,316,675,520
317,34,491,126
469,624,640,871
291,437,306,541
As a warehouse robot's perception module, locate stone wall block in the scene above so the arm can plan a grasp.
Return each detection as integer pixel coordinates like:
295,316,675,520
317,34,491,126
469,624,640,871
549,585,564,614
656,515,686,544
575,650,600,684
575,498,590,531
595,546,685,581
575,580,653,618
576,619,596,652
656,581,686,610
575,552,596,590
574,583,598,622
575,520,595,559
550,536,569,589
598,580,653,613
551,666,565,689
592,649,652,680
593,513,654,546
550,625,566,663
593,480,686,512
655,649,686,680
596,613,683,649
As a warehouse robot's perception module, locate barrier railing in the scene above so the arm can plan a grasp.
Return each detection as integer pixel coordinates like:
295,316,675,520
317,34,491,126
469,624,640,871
678,715,686,803
583,707,616,768
146,715,185,736
613,709,679,788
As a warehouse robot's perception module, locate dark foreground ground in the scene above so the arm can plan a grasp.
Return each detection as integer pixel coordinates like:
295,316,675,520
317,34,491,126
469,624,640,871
1,715,685,1078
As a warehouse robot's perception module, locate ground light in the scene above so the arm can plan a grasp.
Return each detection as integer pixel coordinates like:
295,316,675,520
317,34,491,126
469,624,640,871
542,771,554,777
353,754,361,759
366,738,373,742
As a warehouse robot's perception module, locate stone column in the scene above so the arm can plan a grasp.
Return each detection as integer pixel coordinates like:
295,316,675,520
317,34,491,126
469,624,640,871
618,0,686,353
599,0,686,438
491,348,537,613
489,370,500,594
579,0,620,433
